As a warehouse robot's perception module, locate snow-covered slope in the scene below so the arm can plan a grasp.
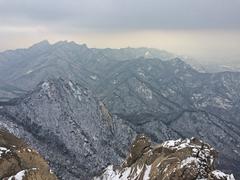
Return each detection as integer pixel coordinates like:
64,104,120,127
0,78,136,179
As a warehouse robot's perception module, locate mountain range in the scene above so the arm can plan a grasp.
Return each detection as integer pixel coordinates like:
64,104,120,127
0,41,239,179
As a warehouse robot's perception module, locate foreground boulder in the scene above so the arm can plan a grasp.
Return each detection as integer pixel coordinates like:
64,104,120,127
95,135,235,180
0,129,57,180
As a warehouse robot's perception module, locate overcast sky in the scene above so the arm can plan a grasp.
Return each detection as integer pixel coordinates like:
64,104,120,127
0,0,240,63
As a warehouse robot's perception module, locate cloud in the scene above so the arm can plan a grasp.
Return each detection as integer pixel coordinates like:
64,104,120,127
0,0,240,63
0,0,240,32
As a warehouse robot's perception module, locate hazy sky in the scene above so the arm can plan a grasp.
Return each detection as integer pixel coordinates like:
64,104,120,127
0,0,240,63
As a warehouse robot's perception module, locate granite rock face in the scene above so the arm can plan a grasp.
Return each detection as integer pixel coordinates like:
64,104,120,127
0,129,57,180
96,135,235,180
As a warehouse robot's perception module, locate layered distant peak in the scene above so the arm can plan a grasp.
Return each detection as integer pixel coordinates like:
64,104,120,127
96,136,235,180
52,40,87,49
29,40,51,51
29,40,88,54
168,57,196,72
0,129,57,180
30,40,50,47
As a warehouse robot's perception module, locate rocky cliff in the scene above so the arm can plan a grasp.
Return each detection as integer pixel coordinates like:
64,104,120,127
96,135,235,180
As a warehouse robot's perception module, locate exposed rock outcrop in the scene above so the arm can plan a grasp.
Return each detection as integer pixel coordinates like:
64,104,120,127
0,129,57,180
96,135,235,180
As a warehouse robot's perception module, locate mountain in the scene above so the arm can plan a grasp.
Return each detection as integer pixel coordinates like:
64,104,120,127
0,41,175,99
0,79,136,179
95,57,240,176
96,135,235,180
0,41,240,176
0,129,57,180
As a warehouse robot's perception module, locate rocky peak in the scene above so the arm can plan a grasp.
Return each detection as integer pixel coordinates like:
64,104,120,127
96,136,235,180
30,40,50,48
52,40,88,51
28,40,51,54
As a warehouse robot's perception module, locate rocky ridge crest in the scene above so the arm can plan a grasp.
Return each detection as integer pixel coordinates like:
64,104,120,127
96,135,235,180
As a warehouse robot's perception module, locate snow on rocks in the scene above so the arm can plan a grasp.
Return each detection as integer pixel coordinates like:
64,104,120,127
0,129,57,180
68,80,84,101
210,170,235,180
90,75,97,80
41,81,52,98
0,146,11,157
96,136,235,180
136,83,153,100
26,70,33,74
7,169,26,180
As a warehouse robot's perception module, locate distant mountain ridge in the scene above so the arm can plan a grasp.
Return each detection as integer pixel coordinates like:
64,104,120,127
0,40,175,99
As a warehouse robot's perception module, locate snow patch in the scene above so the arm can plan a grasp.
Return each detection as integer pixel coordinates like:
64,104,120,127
180,157,199,168
143,165,151,180
90,75,97,80
211,170,235,180
144,51,152,58
7,170,26,180
41,82,52,97
41,82,50,91
0,147,10,157
138,72,145,77
26,70,33,74
213,96,232,109
136,84,152,100
27,148,32,152
162,139,182,149
68,81,82,101
95,164,146,180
